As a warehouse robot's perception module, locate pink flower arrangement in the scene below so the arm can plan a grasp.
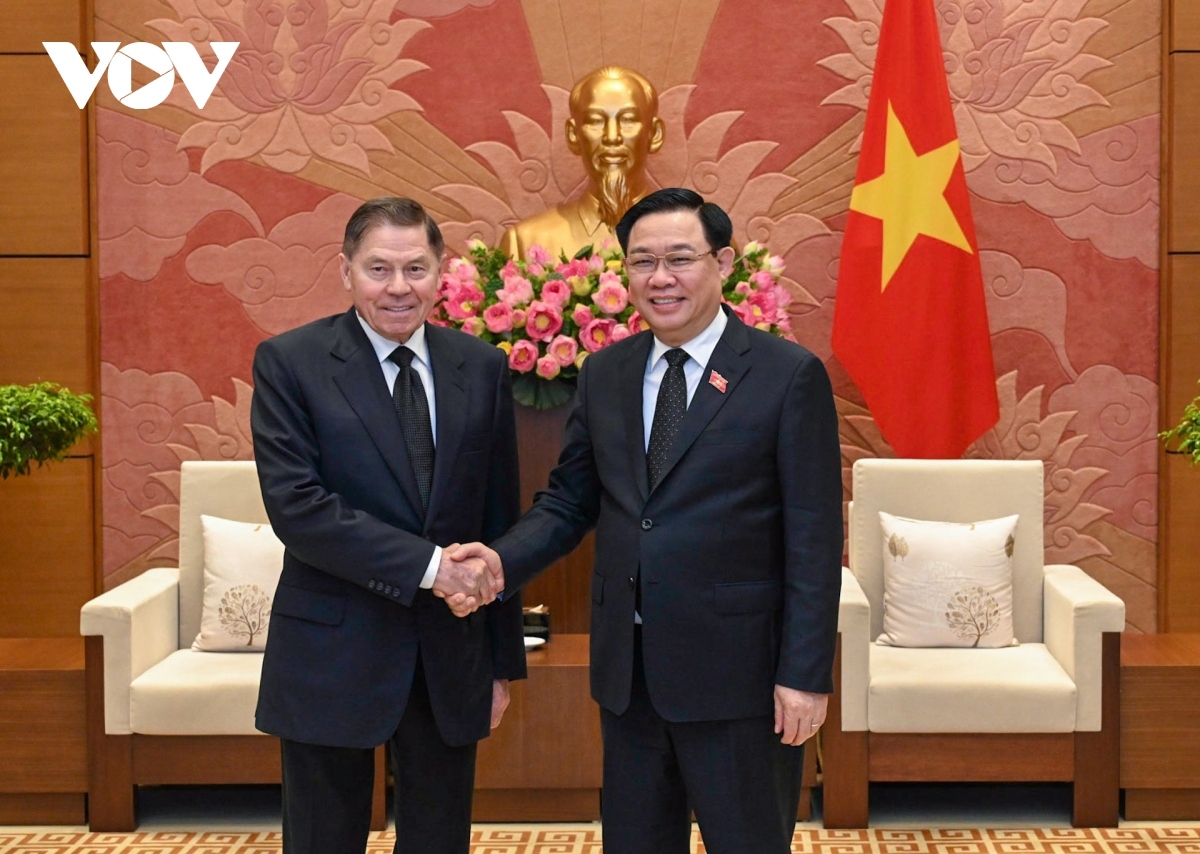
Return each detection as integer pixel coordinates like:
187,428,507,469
436,241,796,408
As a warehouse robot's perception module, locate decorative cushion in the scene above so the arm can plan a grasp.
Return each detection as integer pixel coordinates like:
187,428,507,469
192,515,284,652
876,511,1019,648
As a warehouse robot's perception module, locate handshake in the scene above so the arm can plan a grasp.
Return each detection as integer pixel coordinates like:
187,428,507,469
431,542,504,617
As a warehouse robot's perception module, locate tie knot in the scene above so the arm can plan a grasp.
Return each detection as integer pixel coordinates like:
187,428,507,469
389,346,415,369
664,349,689,369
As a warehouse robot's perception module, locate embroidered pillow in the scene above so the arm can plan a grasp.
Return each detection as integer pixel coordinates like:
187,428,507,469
192,515,284,652
876,511,1019,649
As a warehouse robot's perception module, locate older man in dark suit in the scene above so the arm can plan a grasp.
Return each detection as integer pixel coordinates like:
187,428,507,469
454,188,843,853
251,197,525,854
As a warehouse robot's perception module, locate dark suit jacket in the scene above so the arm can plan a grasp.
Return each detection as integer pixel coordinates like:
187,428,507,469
494,307,842,721
251,309,526,749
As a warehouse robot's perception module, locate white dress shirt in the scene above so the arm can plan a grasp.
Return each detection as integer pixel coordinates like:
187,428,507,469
642,308,728,450
356,314,441,589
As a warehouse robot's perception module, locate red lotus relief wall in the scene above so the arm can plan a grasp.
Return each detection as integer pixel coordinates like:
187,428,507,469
97,0,1160,631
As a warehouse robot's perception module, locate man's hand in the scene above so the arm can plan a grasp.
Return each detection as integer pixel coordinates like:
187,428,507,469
491,679,510,729
431,545,496,617
773,686,828,746
448,542,504,592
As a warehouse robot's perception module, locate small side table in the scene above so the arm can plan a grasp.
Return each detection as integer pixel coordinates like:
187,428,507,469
1121,633,1200,819
473,633,602,821
0,637,87,824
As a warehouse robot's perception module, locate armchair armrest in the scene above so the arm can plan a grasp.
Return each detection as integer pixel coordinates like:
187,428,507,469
1043,564,1125,732
80,568,181,735
838,566,871,731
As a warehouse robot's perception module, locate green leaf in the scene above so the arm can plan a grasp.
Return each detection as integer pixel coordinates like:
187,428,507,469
512,375,574,410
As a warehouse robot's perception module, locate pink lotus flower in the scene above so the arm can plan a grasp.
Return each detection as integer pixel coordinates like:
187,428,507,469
528,244,552,265
627,311,644,334
587,255,605,272
599,270,622,289
443,283,484,320
556,259,589,278
568,275,591,296
536,355,561,380
541,279,571,307
580,318,617,353
508,340,538,373
525,301,564,342
734,281,752,297
501,260,521,280
611,324,632,343
765,255,786,276
592,281,629,315
512,309,527,328
732,302,759,327
447,257,478,282
750,270,776,290
461,317,486,337
548,335,578,367
483,303,514,333
747,289,778,317
498,275,534,307
527,262,545,278
773,283,793,310
572,303,594,327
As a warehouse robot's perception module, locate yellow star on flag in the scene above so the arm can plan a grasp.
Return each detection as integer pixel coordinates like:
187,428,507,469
849,101,973,291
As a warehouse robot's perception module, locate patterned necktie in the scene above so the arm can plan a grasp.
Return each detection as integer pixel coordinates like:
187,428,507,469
388,346,434,511
647,348,690,490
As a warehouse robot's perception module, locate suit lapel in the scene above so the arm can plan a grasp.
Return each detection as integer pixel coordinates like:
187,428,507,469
651,310,752,493
330,310,427,519
619,331,654,503
425,324,468,529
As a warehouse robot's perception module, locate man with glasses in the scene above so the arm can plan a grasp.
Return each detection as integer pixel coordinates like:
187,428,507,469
251,197,526,854
452,188,843,852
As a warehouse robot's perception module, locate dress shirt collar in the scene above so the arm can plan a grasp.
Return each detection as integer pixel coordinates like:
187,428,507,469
356,312,430,369
647,306,728,373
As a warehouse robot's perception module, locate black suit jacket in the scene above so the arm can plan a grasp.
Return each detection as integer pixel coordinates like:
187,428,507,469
494,307,842,721
251,309,526,749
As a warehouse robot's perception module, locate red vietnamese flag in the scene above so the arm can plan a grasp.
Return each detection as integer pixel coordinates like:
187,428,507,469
832,0,998,459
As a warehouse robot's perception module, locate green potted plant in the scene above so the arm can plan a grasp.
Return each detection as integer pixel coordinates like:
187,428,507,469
1162,386,1200,466
0,382,98,479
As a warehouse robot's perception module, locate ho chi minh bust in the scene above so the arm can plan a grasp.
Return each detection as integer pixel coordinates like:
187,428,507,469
500,66,665,262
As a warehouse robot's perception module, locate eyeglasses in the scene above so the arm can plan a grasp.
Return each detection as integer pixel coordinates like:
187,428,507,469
623,248,718,276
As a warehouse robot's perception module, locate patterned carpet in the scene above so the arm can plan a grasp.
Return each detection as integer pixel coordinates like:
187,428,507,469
2,827,1199,853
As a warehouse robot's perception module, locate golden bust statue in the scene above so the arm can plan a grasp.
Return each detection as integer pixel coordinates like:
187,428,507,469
500,66,665,261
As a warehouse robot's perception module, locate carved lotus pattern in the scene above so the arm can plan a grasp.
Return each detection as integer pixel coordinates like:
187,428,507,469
821,0,1109,171
148,0,430,174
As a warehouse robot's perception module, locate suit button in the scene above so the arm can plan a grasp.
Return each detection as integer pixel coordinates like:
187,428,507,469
641,518,653,531
384,584,393,595
368,579,377,590
392,589,401,598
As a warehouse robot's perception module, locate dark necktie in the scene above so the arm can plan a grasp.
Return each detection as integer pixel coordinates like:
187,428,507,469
388,346,434,511
647,348,690,490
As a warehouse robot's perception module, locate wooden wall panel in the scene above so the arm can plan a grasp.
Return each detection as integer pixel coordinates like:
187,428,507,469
0,258,91,392
0,459,95,637
1170,54,1200,251
0,0,85,53
1175,1,1200,52
0,55,87,256
1163,256,1200,631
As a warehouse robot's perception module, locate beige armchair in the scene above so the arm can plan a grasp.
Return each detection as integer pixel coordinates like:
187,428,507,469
80,461,385,830
822,459,1124,827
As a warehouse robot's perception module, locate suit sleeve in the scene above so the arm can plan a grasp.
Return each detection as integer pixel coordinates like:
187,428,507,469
775,352,844,694
492,357,602,592
251,337,435,605
481,355,528,681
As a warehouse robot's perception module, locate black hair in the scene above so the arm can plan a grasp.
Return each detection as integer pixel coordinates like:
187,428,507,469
615,188,733,253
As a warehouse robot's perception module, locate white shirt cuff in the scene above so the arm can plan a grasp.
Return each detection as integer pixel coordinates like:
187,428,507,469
420,546,442,589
